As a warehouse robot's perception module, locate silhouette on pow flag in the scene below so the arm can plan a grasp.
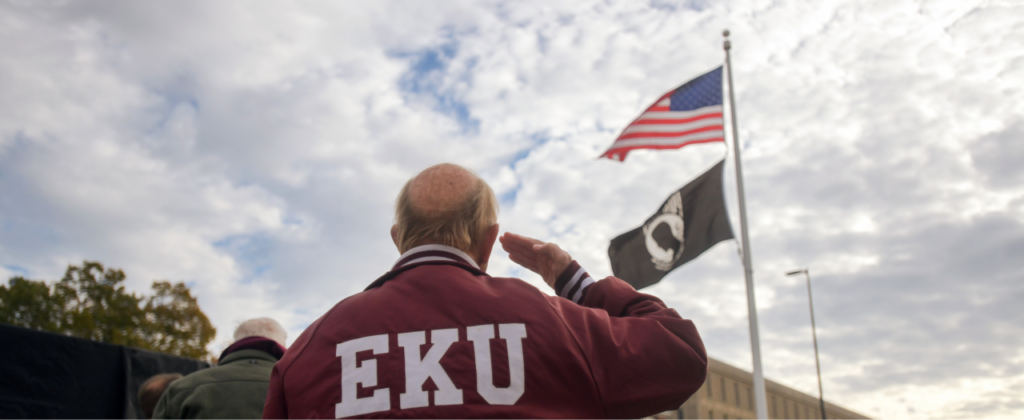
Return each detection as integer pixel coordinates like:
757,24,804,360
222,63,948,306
608,159,734,290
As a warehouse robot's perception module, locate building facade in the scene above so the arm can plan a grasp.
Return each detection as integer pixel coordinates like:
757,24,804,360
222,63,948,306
654,358,869,419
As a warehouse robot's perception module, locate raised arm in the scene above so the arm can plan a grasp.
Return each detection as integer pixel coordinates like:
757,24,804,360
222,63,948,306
500,231,708,418
498,232,572,288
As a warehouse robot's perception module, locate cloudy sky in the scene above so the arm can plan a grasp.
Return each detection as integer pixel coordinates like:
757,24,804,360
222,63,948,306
2,0,1022,418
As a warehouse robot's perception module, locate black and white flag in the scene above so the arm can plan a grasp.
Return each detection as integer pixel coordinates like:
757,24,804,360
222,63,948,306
608,159,734,290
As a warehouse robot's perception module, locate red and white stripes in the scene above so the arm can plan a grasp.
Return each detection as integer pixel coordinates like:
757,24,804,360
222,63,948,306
601,96,725,161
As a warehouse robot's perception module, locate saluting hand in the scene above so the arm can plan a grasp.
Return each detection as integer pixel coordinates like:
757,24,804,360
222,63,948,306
499,232,572,289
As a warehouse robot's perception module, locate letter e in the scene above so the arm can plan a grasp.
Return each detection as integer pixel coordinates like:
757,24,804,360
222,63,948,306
335,334,390,418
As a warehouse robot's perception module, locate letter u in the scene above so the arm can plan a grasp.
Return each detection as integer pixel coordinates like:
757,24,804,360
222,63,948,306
466,323,527,405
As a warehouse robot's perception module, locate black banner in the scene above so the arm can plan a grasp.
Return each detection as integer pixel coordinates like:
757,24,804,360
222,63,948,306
609,159,734,290
0,323,209,419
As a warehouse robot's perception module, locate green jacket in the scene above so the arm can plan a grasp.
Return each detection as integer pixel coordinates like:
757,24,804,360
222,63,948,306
152,349,277,419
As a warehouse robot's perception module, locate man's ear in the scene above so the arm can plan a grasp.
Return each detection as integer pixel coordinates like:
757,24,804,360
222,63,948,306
476,223,500,272
390,224,400,251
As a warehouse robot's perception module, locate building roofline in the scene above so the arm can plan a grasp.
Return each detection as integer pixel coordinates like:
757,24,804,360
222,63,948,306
708,357,870,419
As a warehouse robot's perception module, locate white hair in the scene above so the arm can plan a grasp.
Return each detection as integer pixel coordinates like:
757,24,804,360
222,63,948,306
233,317,287,346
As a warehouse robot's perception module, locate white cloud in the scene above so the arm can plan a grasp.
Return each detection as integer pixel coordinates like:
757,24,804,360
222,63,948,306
1,0,1022,417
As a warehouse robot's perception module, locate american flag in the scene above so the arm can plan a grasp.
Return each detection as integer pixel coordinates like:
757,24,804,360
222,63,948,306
601,66,724,161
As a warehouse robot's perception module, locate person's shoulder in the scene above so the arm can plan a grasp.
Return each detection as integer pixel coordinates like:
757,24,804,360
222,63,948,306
391,262,547,296
485,274,551,296
159,368,209,398
273,292,359,374
167,359,270,392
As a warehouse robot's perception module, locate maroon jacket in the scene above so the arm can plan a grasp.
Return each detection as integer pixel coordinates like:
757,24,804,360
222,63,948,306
263,244,707,419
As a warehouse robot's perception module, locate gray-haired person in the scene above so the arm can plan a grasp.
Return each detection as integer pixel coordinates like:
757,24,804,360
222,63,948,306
153,318,287,419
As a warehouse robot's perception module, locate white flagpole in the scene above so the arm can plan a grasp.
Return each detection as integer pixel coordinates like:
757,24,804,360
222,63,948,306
723,29,769,420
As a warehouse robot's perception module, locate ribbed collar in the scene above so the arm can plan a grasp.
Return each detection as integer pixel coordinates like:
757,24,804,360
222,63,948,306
364,244,484,291
392,244,480,270
218,336,286,362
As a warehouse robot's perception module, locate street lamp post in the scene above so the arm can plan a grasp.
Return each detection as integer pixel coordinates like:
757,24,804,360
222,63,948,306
786,268,827,420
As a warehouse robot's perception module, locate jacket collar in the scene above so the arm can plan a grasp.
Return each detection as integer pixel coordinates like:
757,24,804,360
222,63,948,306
218,336,286,362
365,244,485,291
218,349,279,366
392,244,480,270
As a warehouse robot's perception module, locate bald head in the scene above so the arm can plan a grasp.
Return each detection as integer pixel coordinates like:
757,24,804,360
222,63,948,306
393,163,499,268
407,164,480,217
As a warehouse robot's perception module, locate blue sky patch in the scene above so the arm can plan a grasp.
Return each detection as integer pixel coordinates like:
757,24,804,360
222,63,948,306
392,42,480,133
3,264,29,277
213,233,274,282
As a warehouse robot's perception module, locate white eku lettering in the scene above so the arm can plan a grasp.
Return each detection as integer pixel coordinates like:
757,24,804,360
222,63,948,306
398,328,463,409
334,323,527,418
335,334,390,418
467,323,528,405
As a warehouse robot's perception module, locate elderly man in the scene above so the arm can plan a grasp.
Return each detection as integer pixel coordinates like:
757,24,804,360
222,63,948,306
263,163,707,418
154,318,287,419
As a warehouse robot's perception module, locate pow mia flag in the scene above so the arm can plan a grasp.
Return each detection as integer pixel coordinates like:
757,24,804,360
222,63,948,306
609,159,734,290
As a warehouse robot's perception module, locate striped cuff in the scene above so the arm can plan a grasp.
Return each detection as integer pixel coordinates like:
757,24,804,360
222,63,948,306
553,260,595,304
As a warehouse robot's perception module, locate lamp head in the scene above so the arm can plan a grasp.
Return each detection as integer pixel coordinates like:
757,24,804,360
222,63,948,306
786,269,808,276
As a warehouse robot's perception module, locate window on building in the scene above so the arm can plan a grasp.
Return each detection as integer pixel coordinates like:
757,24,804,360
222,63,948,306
709,410,714,419
707,375,713,398
747,387,752,410
720,377,727,402
772,396,777,418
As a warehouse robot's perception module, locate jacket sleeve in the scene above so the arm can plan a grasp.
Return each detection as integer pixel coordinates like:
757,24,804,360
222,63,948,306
262,363,288,419
548,260,708,419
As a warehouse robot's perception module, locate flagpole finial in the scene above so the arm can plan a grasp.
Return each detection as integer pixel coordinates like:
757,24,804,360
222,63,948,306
723,29,730,37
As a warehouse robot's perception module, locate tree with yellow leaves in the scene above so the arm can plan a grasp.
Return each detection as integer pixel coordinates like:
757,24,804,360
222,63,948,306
0,261,216,360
